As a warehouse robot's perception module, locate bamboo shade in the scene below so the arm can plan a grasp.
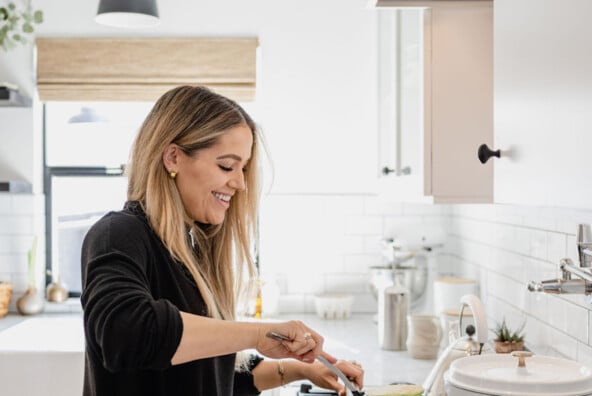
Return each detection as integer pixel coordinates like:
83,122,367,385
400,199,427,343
36,37,258,102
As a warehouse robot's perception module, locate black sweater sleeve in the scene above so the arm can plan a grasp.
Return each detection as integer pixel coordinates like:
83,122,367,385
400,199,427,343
233,355,264,396
81,212,183,373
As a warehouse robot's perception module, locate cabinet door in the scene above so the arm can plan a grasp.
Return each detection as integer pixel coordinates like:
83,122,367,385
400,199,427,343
429,5,493,203
494,0,592,209
378,4,493,203
378,9,432,202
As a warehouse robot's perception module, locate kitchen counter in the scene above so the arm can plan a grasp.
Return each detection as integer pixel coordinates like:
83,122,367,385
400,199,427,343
273,313,435,387
0,312,435,395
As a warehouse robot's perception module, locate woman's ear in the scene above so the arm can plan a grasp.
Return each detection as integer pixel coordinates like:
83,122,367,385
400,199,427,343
162,143,179,170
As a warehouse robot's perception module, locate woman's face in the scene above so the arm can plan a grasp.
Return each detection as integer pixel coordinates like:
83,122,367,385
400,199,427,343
166,123,253,225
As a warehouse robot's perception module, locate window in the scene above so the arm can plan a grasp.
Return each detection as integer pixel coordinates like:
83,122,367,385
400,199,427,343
44,102,153,295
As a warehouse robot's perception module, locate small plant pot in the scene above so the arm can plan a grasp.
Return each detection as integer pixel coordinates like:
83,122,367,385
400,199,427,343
494,340,524,354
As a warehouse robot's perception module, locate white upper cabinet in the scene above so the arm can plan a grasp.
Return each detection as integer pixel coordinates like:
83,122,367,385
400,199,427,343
377,3,494,203
494,0,592,209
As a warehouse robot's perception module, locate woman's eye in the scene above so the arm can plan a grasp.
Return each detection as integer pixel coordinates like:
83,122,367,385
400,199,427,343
219,165,233,172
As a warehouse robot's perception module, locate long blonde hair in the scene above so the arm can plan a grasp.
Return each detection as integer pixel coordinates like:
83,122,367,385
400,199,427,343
127,86,260,321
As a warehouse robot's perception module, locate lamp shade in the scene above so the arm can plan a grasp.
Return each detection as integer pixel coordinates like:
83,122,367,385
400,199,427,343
95,0,160,28
68,107,108,124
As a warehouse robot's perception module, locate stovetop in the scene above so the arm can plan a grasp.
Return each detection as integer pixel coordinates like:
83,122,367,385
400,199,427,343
296,383,338,395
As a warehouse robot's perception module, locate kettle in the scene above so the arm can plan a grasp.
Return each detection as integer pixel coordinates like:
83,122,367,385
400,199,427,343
422,294,493,396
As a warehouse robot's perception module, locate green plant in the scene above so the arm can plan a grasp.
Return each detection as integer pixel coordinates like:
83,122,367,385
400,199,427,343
0,0,43,51
492,317,526,343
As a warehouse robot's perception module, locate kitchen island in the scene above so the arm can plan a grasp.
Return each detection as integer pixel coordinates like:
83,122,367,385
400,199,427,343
0,312,435,395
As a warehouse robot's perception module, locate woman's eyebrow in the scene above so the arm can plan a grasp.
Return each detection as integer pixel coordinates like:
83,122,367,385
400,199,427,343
216,154,242,161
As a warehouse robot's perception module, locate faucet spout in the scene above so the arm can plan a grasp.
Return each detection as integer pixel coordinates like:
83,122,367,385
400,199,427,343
527,278,592,294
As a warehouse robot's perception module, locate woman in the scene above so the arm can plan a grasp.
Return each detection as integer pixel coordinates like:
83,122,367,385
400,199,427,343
81,86,363,396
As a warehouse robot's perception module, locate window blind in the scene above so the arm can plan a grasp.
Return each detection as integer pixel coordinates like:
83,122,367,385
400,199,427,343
36,37,258,102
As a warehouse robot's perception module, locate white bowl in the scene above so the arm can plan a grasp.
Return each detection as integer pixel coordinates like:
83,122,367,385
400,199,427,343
314,294,354,320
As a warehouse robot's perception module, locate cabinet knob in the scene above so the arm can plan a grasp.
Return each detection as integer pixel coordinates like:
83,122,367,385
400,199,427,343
381,166,412,176
381,166,395,175
477,144,500,164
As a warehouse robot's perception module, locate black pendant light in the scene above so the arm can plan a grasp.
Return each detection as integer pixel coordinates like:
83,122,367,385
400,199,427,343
95,0,160,28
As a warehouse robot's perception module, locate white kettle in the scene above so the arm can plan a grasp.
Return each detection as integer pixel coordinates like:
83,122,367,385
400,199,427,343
422,294,493,396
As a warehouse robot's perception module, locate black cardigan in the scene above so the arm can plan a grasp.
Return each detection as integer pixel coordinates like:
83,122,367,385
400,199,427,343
81,201,261,396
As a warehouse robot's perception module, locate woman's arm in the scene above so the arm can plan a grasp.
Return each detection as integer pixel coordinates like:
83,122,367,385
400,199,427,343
251,359,364,395
171,312,331,365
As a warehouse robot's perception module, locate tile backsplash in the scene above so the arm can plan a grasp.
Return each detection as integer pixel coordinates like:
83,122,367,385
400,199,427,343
448,204,592,364
0,193,45,311
4,190,592,364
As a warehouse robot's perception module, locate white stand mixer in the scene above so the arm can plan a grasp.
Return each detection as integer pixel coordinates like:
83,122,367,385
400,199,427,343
422,294,492,396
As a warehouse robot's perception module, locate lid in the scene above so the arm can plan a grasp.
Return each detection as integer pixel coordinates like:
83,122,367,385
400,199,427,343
435,276,476,284
442,307,473,317
446,353,592,396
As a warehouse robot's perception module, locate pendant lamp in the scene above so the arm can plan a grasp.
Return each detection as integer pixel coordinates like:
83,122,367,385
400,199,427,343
95,0,160,28
68,107,108,124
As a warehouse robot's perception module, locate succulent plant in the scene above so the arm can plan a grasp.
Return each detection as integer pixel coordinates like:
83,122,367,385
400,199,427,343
492,317,526,343
0,0,43,51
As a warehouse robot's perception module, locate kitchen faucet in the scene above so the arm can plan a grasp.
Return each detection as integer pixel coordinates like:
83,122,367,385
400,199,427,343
528,224,592,295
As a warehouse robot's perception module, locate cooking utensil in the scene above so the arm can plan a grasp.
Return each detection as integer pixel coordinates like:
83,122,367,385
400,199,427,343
317,356,364,396
265,332,364,396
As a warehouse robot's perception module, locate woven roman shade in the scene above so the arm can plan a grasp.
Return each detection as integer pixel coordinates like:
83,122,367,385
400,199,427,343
36,37,258,102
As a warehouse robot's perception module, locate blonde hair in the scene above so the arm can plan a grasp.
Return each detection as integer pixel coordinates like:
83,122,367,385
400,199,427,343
127,86,260,321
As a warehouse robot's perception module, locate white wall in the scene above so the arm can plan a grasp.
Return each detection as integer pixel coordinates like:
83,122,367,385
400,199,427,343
0,0,387,308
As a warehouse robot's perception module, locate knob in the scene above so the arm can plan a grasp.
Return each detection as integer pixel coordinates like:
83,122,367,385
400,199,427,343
465,324,476,337
381,166,395,175
477,144,500,164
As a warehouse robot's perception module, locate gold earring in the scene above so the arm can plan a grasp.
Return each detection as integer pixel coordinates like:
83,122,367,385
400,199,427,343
169,171,177,179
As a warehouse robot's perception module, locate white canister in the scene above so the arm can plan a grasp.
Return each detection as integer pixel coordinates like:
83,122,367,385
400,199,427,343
406,314,442,359
433,277,477,317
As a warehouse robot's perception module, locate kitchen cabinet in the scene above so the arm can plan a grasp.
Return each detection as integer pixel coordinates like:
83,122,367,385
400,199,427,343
377,3,493,203
494,0,592,209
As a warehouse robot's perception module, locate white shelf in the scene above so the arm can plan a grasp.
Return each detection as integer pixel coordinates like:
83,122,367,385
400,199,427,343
0,88,32,107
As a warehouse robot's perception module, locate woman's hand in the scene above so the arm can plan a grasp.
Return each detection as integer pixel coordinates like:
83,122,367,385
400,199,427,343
255,321,328,363
304,359,365,396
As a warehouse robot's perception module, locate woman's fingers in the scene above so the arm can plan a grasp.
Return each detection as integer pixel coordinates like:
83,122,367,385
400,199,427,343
258,321,324,361
335,359,365,389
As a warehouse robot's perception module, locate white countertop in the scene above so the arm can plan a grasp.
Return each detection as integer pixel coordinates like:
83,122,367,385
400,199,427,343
270,313,436,387
0,312,436,394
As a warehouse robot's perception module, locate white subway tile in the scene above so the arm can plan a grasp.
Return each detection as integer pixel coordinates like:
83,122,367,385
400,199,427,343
549,326,578,360
341,236,365,255
343,254,379,273
286,271,325,295
364,196,402,216
278,294,306,314
324,273,367,294
363,235,383,256
577,341,592,364
561,299,588,344
547,231,567,266
383,216,424,239
345,215,382,236
352,293,376,313
528,229,547,261
0,195,11,214
0,215,33,235
11,194,35,215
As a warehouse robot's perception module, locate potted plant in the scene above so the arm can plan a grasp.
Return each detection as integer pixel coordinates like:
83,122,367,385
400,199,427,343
492,317,526,353
0,0,43,51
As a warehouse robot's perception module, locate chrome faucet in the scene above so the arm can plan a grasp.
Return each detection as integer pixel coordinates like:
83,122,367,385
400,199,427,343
528,224,592,295
577,224,592,268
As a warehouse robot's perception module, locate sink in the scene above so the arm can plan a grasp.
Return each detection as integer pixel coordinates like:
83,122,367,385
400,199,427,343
0,316,84,396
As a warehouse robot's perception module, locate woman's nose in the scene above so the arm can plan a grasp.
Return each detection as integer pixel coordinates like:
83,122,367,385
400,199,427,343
229,170,246,191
